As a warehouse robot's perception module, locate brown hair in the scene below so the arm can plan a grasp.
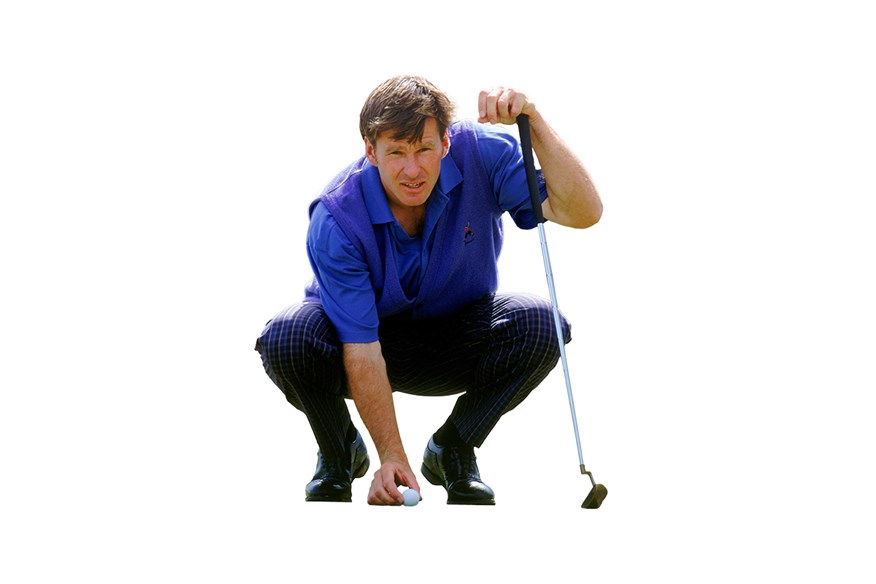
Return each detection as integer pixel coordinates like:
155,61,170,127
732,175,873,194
359,75,456,146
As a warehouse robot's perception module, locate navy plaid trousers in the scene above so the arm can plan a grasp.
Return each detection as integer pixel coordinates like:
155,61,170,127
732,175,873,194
254,293,571,459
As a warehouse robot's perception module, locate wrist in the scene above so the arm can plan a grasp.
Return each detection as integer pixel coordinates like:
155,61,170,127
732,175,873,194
379,448,410,467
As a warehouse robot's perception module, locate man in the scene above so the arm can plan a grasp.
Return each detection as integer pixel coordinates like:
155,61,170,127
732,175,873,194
255,75,602,505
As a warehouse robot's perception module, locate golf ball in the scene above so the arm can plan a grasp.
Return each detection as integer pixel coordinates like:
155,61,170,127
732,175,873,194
402,488,420,507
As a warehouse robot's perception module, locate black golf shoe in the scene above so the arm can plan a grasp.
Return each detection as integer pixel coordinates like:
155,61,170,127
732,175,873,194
421,436,495,505
305,430,370,502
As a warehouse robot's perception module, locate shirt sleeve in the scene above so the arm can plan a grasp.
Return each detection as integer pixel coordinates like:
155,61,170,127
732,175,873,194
474,123,549,230
306,203,380,343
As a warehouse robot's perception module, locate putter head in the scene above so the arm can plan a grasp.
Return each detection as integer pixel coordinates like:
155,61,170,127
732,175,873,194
582,484,608,509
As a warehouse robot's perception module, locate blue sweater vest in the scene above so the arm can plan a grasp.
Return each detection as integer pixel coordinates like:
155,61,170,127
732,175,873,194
305,120,505,321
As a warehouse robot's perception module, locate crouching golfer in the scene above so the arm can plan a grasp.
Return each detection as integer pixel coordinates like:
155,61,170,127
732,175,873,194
255,75,602,505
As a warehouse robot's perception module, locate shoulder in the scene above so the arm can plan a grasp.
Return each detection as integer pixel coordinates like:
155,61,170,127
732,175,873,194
313,158,369,214
309,158,371,226
322,157,369,194
473,122,519,151
309,200,334,226
308,203,351,252
448,119,474,136
448,120,519,160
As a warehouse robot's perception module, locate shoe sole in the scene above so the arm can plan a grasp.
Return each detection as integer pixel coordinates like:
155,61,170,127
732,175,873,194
305,494,353,503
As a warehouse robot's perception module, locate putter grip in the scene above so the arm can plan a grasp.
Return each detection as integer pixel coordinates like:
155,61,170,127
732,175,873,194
517,114,546,225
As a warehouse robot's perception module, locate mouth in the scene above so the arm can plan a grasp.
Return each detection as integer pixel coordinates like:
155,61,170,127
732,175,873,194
400,181,426,191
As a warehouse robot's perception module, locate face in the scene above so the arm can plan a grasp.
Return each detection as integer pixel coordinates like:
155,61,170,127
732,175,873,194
365,117,450,213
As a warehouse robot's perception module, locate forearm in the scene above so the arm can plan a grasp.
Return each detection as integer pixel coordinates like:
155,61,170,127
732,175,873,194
343,342,408,466
528,110,603,228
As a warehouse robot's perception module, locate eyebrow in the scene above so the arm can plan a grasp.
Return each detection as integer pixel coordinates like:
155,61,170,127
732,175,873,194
384,137,437,150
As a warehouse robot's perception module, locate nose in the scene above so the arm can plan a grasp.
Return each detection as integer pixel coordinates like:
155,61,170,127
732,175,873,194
402,153,419,178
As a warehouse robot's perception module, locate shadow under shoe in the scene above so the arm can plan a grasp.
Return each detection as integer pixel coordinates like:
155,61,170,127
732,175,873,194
421,436,495,505
305,430,370,502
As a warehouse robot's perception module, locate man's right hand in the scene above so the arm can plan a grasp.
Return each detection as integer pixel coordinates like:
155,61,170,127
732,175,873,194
367,459,422,506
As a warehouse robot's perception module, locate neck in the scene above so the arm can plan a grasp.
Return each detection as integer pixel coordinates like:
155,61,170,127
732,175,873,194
392,205,426,237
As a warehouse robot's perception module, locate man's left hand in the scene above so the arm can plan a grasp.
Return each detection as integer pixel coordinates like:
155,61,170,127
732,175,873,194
478,87,537,125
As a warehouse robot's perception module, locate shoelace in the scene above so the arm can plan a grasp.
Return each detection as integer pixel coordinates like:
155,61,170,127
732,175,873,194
446,446,478,480
314,452,353,479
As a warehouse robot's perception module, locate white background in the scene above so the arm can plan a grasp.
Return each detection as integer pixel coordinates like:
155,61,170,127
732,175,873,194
2,1,874,581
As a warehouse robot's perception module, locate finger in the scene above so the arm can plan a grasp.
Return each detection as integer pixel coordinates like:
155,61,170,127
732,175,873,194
477,90,489,123
508,89,527,118
496,88,514,122
383,466,407,505
499,88,533,123
489,87,506,123
387,486,404,505
480,87,505,124
368,468,403,506
394,469,422,502
368,482,401,505
398,468,422,496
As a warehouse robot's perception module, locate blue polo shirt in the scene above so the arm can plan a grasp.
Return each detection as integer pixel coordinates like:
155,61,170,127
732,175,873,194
307,123,547,343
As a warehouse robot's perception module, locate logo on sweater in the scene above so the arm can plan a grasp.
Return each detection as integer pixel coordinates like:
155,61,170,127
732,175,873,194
463,222,476,244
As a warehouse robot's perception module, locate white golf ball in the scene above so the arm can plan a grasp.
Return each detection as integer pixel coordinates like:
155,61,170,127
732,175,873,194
402,488,420,507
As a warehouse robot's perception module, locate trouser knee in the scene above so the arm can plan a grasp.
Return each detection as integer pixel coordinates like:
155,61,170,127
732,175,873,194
499,293,571,370
254,302,345,407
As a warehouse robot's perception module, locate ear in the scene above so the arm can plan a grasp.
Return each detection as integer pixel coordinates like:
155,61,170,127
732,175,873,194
364,137,378,165
441,132,451,159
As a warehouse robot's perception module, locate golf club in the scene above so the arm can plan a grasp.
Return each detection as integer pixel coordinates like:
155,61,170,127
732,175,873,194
517,114,607,509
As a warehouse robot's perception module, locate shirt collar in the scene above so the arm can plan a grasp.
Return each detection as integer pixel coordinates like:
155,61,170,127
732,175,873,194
361,154,463,226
